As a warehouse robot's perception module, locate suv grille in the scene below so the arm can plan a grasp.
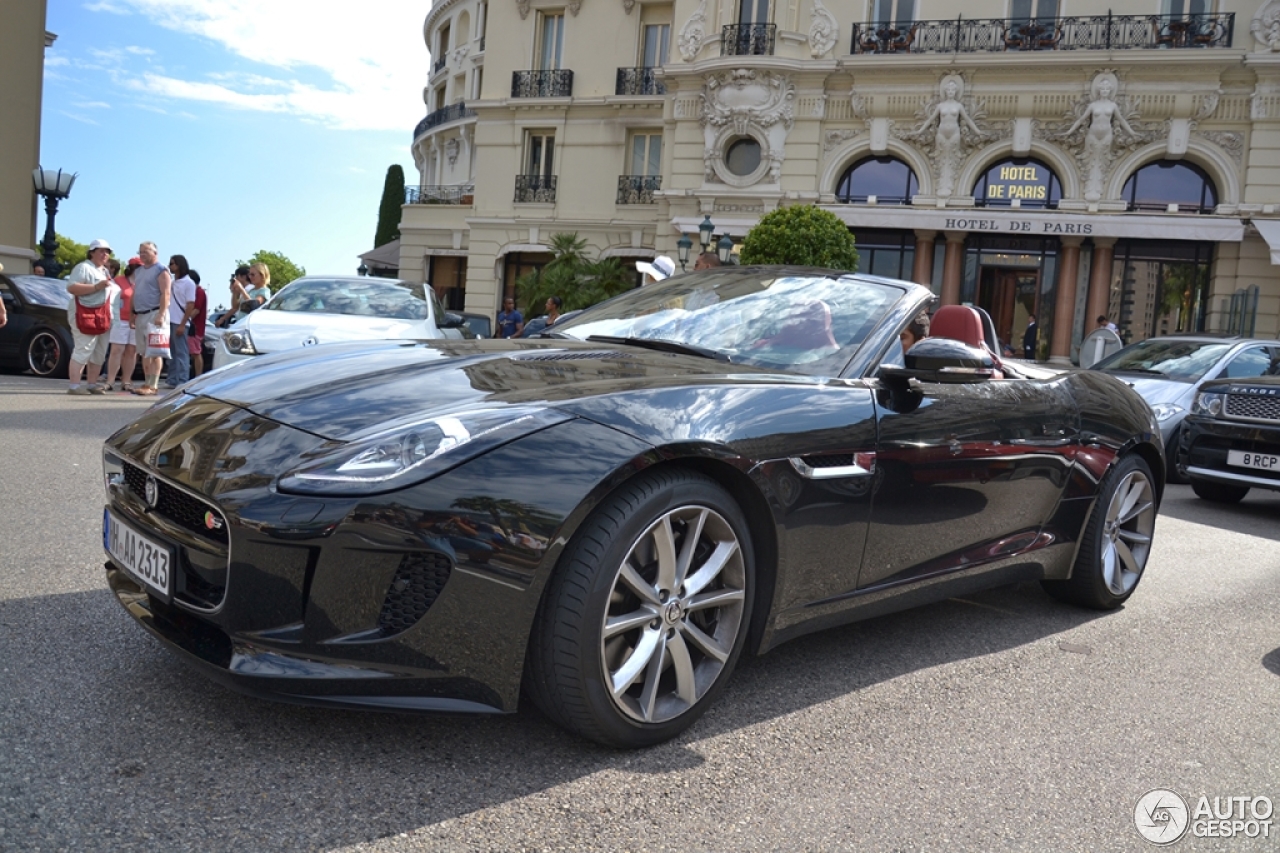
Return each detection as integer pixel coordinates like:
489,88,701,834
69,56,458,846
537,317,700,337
378,553,452,636
1225,394,1280,423
122,461,229,545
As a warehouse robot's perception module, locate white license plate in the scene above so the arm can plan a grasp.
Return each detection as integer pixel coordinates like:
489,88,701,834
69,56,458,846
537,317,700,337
1227,449,1280,472
104,509,172,600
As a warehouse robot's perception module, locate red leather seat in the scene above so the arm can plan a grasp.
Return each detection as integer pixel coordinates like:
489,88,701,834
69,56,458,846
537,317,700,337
929,304,1004,375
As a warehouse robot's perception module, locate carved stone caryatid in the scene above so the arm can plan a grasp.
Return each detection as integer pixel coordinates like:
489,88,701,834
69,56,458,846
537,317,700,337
1049,71,1148,203
896,74,990,197
808,0,839,58
517,0,530,19
679,0,709,62
1251,0,1280,51
700,68,796,184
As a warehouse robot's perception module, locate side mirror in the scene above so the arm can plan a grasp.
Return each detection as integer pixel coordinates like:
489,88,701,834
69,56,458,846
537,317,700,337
438,311,465,329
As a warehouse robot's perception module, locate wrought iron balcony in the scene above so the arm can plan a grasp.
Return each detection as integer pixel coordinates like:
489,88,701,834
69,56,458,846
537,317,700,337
616,67,666,97
412,102,477,141
511,70,574,98
514,174,557,203
616,175,661,204
405,184,475,205
849,12,1234,54
432,57,447,74
722,23,776,56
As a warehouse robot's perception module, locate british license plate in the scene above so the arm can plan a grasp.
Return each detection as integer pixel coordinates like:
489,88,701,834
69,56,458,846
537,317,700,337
1227,449,1280,472
104,509,172,600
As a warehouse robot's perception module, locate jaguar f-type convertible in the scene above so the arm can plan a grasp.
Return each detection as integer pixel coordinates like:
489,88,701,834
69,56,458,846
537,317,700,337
102,267,1163,747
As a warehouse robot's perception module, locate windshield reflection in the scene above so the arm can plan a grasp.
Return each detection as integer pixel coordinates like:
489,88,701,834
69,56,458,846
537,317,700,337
552,270,902,376
1095,339,1231,381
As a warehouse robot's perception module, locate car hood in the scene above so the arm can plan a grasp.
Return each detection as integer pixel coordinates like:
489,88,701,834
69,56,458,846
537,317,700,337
184,339,815,441
240,309,442,351
1099,373,1195,408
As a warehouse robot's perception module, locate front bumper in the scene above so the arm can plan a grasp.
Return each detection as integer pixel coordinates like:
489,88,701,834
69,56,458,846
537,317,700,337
1180,415,1280,493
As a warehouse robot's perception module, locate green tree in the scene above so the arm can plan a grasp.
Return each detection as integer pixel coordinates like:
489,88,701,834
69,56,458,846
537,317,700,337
374,164,406,248
33,233,90,278
739,204,859,270
235,250,305,291
515,233,632,318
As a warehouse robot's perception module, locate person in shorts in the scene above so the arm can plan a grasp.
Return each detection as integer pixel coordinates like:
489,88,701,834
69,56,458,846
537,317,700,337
129,241,172,396
102,257,140,391
187,270,207,376
64,239,116,395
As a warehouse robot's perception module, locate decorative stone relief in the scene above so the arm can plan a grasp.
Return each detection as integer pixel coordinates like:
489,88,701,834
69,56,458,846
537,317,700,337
452,46,469,66
1250,0,1280,51
621,0,634,12
808,0,839,58
824,129,860,151
849,88,867,121
700,68,796,185
1048,71,1150,203
517,0,530,19
445,138,460,166
895,74,991,198
567,0,580,15
1200,130,1245,166
678,0,709,62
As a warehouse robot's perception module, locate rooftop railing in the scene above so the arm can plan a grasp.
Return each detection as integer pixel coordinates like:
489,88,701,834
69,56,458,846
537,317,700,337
850,12,1234,54
406,184,475,205
412,102,477,141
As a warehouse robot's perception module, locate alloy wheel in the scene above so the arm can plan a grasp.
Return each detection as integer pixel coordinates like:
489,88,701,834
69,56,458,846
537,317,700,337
1099,468,1156,596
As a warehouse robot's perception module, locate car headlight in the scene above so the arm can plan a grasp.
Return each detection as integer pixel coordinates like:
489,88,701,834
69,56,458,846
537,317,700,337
277,406,573,496
1191,392,1223,417
224,329,257,355
1149,403,1184,422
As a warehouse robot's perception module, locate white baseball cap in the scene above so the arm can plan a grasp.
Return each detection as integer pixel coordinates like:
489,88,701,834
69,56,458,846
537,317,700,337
636,255,675,281
88,239,112,251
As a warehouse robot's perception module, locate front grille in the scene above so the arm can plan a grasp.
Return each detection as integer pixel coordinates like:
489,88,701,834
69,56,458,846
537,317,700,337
378,553,452,636
1225,393,1280,423
122,461,229,544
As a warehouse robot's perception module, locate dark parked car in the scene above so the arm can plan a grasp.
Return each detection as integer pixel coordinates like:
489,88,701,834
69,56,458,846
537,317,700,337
516,309,583,338
457,311,491,339
101,267,1163,747
0,273,74,378
1179,373,1280,503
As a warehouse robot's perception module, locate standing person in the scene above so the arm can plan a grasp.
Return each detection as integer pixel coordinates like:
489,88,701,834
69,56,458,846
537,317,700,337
693,253,722,271
166,255,197,387
635,255,675,285
129,241,172,396
187,270,207,377
102,257,140,392
1022,314,1038,360
1096,314,1118,332
32,262,45,277
495,296,523,338
216,266,252,327
0,263,7,327
238,263,271,314
545,295,563,326
64,239,115,395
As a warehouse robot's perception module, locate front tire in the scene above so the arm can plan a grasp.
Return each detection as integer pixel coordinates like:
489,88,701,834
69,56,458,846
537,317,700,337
1164,424,1187,485
1043,454,1157,610
526,469,754,748
1190,477,1249,504
26,328,69,378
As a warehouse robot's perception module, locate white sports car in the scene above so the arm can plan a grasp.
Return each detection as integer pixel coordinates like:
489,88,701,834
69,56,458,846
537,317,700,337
213,275,464,369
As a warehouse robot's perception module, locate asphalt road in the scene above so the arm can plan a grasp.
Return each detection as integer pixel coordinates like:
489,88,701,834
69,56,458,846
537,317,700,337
1,373,1277,852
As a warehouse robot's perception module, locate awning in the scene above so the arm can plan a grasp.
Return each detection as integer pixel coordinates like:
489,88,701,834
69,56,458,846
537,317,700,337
358,239,401,269
1252,219,1280,265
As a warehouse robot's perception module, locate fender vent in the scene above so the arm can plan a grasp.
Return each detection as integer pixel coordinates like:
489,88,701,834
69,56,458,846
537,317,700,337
378,552,452,636
800,454,854,468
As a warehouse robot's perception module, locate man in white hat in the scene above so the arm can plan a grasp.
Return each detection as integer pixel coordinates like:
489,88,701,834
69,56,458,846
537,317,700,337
636,255,675,285
65,239,116,394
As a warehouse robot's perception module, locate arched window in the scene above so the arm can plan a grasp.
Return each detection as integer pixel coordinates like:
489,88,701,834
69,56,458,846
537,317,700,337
1122,160,1217,214
972,158,1061,209
835,156,918,204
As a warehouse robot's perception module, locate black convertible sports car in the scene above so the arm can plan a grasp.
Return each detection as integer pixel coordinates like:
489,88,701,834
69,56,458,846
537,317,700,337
102,267,1164,747
0,273,74,378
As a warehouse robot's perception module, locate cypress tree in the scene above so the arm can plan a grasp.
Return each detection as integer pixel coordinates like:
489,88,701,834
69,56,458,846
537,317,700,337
374,164,406,248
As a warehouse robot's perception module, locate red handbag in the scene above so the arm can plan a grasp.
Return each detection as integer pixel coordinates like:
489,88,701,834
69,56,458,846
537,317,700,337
74,296,111,335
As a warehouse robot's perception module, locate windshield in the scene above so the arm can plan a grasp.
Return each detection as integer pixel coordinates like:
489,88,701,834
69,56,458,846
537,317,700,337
1093,338,1232,382
264,277,434,322
10,275,71,307
551,269,905,376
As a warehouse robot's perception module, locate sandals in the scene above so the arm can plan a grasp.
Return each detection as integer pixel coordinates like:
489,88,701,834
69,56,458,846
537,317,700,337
121,383,134,393
131,386,157,396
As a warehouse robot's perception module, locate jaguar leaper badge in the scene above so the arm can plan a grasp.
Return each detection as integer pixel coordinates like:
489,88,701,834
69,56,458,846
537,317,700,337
144,475,159,508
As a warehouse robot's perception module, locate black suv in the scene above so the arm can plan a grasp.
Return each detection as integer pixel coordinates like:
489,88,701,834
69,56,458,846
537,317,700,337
1179,374,1280,503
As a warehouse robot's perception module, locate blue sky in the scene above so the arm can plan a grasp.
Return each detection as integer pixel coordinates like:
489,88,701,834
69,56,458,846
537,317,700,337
40,0,430,301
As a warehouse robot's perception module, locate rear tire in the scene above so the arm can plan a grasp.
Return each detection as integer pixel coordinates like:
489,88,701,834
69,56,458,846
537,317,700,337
25,328,69,378
1190,477,1248,504
526,469,754,748
1043,454,1157,610
1164,424,1187,485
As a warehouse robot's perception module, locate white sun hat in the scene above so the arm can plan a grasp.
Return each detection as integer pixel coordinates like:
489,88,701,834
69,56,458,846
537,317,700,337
635,255,675,281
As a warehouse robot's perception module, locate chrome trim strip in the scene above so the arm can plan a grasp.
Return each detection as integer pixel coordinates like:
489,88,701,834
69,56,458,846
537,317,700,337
789,456,874,480
1186,465,1280,489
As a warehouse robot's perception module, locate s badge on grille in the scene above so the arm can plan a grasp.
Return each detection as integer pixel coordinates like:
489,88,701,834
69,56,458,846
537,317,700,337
144,475,159,508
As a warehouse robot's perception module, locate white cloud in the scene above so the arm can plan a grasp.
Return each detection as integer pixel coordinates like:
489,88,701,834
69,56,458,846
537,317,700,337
72,100,113,109
89,0,430,131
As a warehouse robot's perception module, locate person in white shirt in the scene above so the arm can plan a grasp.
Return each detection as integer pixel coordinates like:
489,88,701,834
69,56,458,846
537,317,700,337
166,254,197,387
64,239,116,395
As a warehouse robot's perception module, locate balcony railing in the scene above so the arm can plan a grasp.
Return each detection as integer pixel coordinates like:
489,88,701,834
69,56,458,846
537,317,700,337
616,67,666,96
514,174,557,203
432,57,447,74
511,70,574,98
412,102,477,141
722,23,776,56
406,184,475,205
616,175,661,204
850,13,1234,54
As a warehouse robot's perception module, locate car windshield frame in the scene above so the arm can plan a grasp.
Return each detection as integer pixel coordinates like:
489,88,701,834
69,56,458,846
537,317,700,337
1093,338,1235,383
8,275,71,308
550,269,909,377
262,277,438,324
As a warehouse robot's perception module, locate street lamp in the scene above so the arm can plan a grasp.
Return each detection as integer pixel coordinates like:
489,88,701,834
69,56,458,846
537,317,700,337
717,233,735,265
698,215,715,253
676,233,693,271
357,263,369,276
32,167,76,278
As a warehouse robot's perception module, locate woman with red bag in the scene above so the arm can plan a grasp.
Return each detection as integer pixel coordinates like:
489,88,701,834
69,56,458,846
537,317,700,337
64,239,116,395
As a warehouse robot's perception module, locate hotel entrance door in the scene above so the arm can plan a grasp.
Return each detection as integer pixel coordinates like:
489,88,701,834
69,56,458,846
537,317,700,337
978,268,1039,356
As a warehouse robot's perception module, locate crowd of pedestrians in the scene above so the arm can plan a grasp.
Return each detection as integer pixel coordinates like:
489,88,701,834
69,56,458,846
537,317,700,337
59,239,211,397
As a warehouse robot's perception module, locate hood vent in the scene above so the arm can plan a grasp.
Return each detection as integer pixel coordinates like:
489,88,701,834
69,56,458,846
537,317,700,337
511,350,636,363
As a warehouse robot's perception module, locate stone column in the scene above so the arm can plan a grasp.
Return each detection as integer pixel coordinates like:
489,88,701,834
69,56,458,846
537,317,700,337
912,230,937,286
939,231,966,306
1049,236,1083,364
1085,237,1117,330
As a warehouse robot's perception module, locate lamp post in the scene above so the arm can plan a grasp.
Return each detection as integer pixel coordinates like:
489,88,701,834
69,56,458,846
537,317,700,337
31,167,76,278
357,263,369,277
676,233,693,271
717,233,735,265
698,215,715,253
